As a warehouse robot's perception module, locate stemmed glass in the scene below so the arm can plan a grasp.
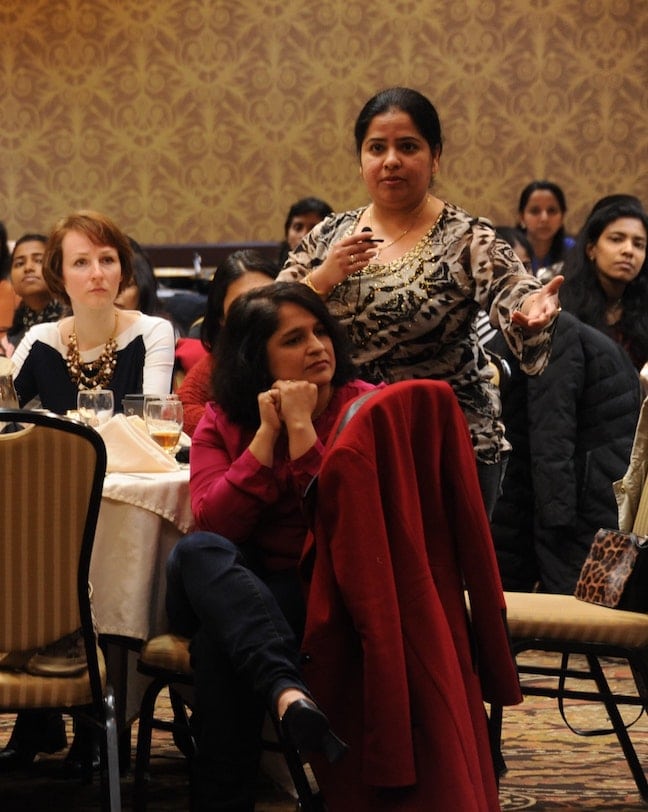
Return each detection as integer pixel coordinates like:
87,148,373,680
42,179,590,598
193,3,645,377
144,398,184,454
77,389,115,427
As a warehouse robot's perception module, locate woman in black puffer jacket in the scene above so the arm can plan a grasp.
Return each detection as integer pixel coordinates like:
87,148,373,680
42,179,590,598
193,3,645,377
487,310,641,593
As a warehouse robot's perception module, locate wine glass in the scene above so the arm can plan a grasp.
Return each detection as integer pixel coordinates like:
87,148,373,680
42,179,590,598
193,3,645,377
77,389,115,427
144,398,183,454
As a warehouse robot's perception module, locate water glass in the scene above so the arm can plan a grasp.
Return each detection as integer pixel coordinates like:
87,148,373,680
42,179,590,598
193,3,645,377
77,389,115,427
144,398,183,454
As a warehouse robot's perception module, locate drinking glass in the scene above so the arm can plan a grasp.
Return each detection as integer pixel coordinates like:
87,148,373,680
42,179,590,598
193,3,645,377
144,398,183,454
77,389,115,427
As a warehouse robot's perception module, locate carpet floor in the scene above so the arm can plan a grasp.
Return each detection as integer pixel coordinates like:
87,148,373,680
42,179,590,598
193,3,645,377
1,651,648,810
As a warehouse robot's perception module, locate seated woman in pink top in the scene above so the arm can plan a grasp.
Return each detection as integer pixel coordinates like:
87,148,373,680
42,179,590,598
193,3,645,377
176,249,277,435
166,282,379,810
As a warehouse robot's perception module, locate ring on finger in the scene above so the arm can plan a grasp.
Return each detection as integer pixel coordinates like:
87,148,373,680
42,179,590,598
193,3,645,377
349,254,356,265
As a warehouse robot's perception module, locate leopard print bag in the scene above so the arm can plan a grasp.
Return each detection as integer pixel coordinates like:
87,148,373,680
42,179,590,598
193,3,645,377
574,528,648,613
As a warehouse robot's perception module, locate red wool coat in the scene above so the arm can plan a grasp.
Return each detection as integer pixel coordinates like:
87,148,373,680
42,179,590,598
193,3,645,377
300,380,522,812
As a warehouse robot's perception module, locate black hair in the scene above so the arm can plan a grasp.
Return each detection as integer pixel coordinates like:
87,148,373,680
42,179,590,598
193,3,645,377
517,180,571,266
10,232,48,258
127,238,166,317
213,282,356,429
561,200,648,364
354,87,443,158
277,198,333,269
200,249,278,351
0,222,10,280
283,197,333,237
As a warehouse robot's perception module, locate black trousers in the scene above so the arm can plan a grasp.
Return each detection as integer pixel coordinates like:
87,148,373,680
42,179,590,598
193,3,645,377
165,532,307,812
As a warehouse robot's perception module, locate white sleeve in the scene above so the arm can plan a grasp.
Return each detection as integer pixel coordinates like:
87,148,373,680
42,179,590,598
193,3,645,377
10,324,48,379
141,317,176,395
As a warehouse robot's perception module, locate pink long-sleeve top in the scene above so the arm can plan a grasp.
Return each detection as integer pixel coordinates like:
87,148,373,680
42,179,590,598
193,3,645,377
190,379,378,572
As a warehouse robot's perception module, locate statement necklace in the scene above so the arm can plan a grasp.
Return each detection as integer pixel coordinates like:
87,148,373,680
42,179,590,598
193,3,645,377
66,313,119,390
368,196,429,261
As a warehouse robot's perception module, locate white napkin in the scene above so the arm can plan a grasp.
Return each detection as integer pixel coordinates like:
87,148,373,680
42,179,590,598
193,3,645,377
97,413,179,473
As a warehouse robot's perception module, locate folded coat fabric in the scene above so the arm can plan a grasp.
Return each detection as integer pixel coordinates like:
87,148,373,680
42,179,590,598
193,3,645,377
97,413,179,472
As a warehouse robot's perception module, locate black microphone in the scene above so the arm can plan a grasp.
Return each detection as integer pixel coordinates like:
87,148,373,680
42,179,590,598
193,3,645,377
360,226,383,242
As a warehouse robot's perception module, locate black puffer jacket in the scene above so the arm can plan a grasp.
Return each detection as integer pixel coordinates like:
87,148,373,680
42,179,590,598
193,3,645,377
487,311,641,593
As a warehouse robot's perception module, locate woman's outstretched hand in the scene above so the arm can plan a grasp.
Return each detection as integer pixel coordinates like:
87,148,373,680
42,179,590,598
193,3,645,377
512,275,564,332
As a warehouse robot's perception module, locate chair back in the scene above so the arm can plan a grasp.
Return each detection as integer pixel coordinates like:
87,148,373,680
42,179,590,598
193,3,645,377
0,409,106,654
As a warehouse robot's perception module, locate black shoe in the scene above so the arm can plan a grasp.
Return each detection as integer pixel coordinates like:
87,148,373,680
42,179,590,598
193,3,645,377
0,711,67,772
279,698,348,764
0,745,37,772
61,729,101,780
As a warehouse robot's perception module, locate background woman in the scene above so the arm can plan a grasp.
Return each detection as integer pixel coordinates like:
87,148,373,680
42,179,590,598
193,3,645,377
2,211,176,774
167,282,377,810
560,198,648,374
11,210,175,413
176,249,278,435
6,233,67,351
278,86,562,515
276,196,333,268
517,180,575,276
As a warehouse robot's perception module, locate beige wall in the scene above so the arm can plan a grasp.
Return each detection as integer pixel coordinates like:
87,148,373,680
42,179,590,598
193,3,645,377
2,0,646,245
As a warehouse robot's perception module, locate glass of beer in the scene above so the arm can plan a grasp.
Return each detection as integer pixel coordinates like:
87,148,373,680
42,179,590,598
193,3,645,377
144,397,183,454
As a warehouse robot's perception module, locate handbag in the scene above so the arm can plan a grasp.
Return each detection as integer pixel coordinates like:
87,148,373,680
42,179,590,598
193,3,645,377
574,528,648,613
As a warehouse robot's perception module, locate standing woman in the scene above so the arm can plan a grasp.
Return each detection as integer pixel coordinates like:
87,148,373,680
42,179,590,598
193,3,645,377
560,199,648,373
11,210,175,412
6,233,67,351
517,180,575,277
278,86,562,515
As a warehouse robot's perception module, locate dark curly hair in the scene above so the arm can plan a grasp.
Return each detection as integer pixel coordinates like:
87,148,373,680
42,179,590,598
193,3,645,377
213,282,357,429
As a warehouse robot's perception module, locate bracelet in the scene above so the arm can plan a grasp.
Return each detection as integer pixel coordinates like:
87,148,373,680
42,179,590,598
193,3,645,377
303,273,325,296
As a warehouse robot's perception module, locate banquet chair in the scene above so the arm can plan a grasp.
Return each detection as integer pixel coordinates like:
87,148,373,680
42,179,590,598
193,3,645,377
0,408,121,811
490,402,648,803
134,633,325,811
490,592,648,801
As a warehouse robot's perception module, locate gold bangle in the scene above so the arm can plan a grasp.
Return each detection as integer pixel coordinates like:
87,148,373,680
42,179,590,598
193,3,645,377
303,273,325,296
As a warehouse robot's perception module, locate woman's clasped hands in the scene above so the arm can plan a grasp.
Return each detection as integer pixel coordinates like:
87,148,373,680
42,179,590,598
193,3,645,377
259,379,318,431
253,378,319,464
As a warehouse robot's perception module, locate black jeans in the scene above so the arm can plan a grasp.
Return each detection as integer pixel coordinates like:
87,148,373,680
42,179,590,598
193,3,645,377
165,531,307,812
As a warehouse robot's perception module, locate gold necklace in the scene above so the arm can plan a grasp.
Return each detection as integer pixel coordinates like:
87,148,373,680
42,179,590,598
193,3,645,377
66,313,119,390
368,196,429,261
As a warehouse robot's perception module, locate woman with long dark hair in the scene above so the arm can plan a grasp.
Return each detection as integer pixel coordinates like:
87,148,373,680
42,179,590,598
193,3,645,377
166,282,377,810
560,198,648,372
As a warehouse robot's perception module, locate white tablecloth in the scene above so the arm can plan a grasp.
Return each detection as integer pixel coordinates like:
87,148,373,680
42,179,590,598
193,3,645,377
90,468,194,641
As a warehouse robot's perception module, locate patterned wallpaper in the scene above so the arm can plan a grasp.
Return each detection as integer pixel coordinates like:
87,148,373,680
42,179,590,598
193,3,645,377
1,0,646,246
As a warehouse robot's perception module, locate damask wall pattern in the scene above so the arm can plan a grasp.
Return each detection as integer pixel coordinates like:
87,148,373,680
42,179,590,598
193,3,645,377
1,0,646,245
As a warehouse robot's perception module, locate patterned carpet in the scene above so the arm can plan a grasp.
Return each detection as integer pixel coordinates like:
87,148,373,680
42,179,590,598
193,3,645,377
2,651,648,810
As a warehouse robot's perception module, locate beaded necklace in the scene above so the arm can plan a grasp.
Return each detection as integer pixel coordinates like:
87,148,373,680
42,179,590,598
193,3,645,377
66,312,119,390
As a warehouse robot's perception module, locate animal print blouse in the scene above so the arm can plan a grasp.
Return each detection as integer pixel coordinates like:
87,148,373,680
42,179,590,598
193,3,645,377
278,202,555,464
